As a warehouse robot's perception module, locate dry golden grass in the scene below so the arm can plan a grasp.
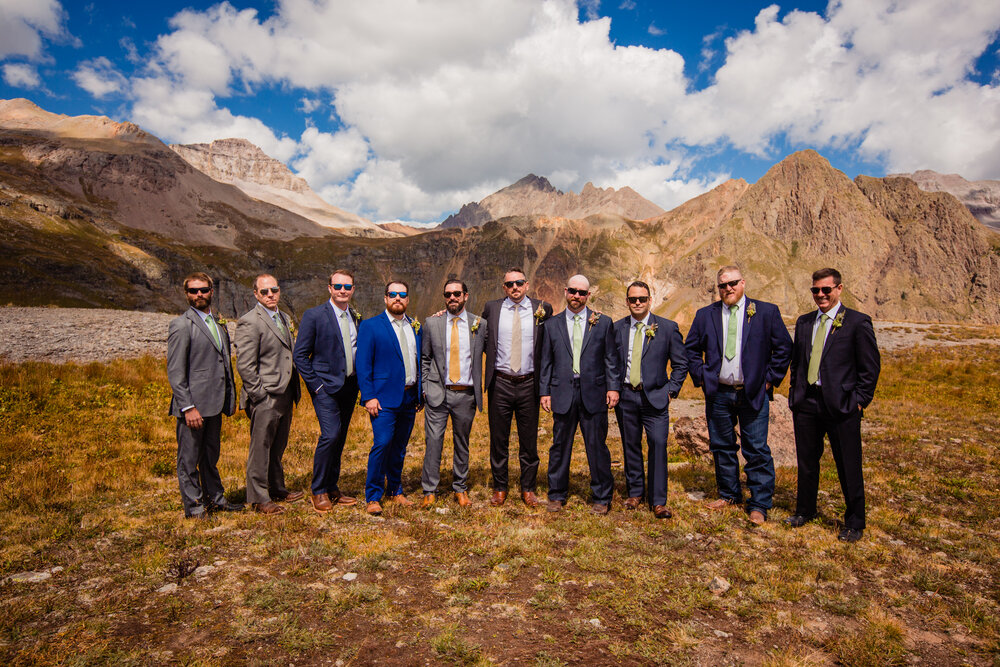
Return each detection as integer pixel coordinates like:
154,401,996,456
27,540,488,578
1,345,999,665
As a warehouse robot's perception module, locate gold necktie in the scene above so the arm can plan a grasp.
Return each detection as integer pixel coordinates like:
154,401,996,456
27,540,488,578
629,323,643,386
449,317,461,383
509,304,521,373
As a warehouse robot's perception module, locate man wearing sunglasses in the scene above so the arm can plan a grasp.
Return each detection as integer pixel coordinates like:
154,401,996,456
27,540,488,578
356,280,423,515
419,277,487,508
167,272,242,519
685,266,792,525
613,281,688,519
787,268,880,543
234,274,301,515
540,274,621,515
294,270,363,513
481,268,553,507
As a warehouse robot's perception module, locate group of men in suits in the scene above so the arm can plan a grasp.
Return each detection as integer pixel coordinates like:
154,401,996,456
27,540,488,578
166,264,879,541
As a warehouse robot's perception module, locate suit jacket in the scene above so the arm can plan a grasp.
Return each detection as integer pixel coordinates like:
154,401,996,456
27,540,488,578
482,296,553,395
167,308,236,418
613,314,688,411
788,307,880,418
234,304,301,408
293,302,361,396
357,312,423,409
421,312,487,411
539,309,622,415
684,298,792,412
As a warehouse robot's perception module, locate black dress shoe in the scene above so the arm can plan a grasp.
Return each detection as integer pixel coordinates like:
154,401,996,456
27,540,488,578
209,501,245,513
838,527,863,543
784,514,815,527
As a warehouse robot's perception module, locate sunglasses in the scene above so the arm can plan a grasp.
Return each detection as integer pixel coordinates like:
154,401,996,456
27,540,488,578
257,287,280,295
810,285,839,295
330,283,353,291
717,279,742,290
186,287,212,295
566,287,589,296
503,279,526,288
443,290,464,298
386,291,408,299
627,296,649,304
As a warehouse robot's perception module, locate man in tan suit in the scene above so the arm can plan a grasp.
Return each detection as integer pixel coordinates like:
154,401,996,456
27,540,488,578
235,274,302,515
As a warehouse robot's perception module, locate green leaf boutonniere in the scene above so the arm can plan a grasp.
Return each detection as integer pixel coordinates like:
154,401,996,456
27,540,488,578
214,314,228,326
831,310,845,330
746,301,756,318
286,318,296,335
470,316,481,333
410,316,421,334
534,305,547,324
588,311,602,326
645,322,658,339
349,306,362,321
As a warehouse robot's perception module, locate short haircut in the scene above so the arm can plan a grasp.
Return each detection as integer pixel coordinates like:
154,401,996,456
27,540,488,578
329,268,354,283
253,274,276,291
183,272,213,290
444,276,468,293
716,265,742,280
385,279,409,294
626,281,650,296
503,267,526,279
812,267,842,284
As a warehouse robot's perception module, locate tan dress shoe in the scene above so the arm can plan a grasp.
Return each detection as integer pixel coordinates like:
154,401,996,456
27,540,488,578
623,496,642,510
706,498,738,510
275,490,304,503
488,490,507,507
252,501,285,515
366,501,383,516
653,505,672,519
388,494,414,507
454,492,472,507
749,510,766,525
311,493,333,513
521,491,539,508
330,492,357,506
421,494,436,508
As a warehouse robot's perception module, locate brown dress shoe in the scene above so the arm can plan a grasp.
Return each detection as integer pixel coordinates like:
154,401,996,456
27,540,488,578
706,498,738,510
546,499,564,513
330,492,357,506
421,494,436,508
521,491,539,508
653,505,672,519
388,494,414,507
252,501,285,515
623,496,642,510
454,492,472,507
749,510,766,525
488,490,508,507
591,502,610,516
366,501,383,516
275,490,304,503
311,493,333,513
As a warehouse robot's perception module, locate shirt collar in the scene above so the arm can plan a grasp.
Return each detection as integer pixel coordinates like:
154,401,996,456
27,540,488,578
567,306,588,321
817,301,842,321
384,309,406,323
505,296,528,310
190,307,213,322
449,309,467,322
631,313,650,328
257,302,279,316
330,300,350,316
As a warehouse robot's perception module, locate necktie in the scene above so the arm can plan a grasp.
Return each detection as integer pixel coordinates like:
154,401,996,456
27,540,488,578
629,323,644,386
509,304,521,373
205,315,222,350
572,314,583,374
395,319,414,382
272,313,286,338
724,304,738,360
807,313,830,385
449,317,461,383
340,311,353,376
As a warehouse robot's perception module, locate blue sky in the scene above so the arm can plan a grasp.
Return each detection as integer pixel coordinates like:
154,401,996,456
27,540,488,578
2,0,999,223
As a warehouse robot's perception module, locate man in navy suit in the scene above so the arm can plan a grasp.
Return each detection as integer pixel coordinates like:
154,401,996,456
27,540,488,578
357,280,422,516
786,268,880,543
540,274,621,515
293,270,362,513
685,266,792,524
613,281,688,519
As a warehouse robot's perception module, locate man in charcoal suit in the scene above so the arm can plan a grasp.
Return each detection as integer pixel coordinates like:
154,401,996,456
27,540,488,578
786,268,881,543
613,281,688,519
167,272,243,519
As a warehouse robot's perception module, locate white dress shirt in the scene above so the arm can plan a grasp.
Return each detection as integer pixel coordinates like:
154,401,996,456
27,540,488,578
625,313,651,385
445,310,474,385
385,310,418,385
810,301,842,386
719,295,745,386
496,297,535,375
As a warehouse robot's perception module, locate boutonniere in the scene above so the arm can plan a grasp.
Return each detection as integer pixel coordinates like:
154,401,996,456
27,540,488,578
831,311,845,330
286,317,296,334
588,311,602,326
534,305,546,324
470,316,481,333
349,306,362,321
746,301,756,319
213,314,228,326
410,316,421,334
645,322,658,339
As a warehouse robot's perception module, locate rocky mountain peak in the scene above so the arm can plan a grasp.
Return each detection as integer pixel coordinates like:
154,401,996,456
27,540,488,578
889,169,1000,230
504,174,559,194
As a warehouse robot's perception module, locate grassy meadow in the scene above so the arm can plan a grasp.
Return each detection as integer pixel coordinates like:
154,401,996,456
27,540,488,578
1,339,999,665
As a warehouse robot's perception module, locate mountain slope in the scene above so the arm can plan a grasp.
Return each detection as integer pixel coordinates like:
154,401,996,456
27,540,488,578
890,169,1000,230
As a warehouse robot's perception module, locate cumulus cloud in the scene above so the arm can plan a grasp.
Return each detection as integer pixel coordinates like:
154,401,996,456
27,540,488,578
0,0,66,60
72,57,127,98
2,62,40,88
648,23,666,36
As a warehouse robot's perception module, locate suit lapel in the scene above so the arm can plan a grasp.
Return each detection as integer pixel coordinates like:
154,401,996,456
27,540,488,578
381,313,404,363
259,306,290,348
641,316,655,358
741,300,752,351
821,307,844,356
711,301,724,356
581,310,596,353
555,311,573,356
188,309,222,355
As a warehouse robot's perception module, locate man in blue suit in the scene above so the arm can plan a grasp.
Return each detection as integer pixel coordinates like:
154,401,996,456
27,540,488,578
357,280,422,516
293,269,362,513
685,266,792,525
540,274,621,515
613,281,688,519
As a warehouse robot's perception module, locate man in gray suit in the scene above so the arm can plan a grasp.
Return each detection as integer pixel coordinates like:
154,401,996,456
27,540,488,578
235,274,302,515
167,272,243,519
420,278,488,508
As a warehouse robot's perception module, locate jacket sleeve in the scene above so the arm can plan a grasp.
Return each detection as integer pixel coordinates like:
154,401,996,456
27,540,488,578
292,309,320,393
666,321,689,397
234,315,265,403
766,305,793,387
854,315,881,409
684,312,706,388
166,317,193,411
603,318,622,392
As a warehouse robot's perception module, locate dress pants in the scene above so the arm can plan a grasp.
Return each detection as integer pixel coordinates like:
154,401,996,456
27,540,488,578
422,388,475,494
176,413,226,517
547,379,613,504
487,373,540,492
615,386,670,507
792,386,866,530
705,386,774,513
365,386,418,502
244,388,294,505
311,375,359,496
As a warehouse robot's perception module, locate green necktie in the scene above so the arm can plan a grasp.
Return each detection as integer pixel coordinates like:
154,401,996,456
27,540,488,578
395,318,414,382
572,314,583,374
272,313,286,337
807,313,830,385
205,314,222,350
724,304,739,360
340,311,353,376
629,323,644,386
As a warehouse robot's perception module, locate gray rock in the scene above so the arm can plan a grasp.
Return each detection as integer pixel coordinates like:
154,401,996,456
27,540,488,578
156,583,178,594
709,576,731,595
6,571,52,583
342,572,358,581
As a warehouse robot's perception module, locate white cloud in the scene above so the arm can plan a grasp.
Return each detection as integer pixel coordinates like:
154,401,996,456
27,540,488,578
619,1,636,10
648,23,665,37
72,57,127,98
580,0,601,21
298,97,320,114
2,62,40,88
0,0,65,60
292,126,369,186
606,160,729,212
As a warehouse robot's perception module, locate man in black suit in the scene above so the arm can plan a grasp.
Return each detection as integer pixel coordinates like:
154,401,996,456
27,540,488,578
481,268,553,507
613,281,688,519
787,268,880,543
540,274,621,515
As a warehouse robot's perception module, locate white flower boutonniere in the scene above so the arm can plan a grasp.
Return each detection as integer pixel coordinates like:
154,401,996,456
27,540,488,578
411,317,421,334
746,301,756,319
831,311,845,330
588,311,602,326
534,304,547,325
645,322,658,339
470,316,481,333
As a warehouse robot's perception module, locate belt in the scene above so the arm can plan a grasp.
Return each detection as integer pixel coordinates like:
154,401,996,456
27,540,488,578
446,384,473,392
718,383,744,392
404,384,417,390
496,370,533,384
625,383,644,392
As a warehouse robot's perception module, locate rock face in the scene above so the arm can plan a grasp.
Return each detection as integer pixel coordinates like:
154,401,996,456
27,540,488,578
440,174,665,228
891,170,1000,230
170,139,395,238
